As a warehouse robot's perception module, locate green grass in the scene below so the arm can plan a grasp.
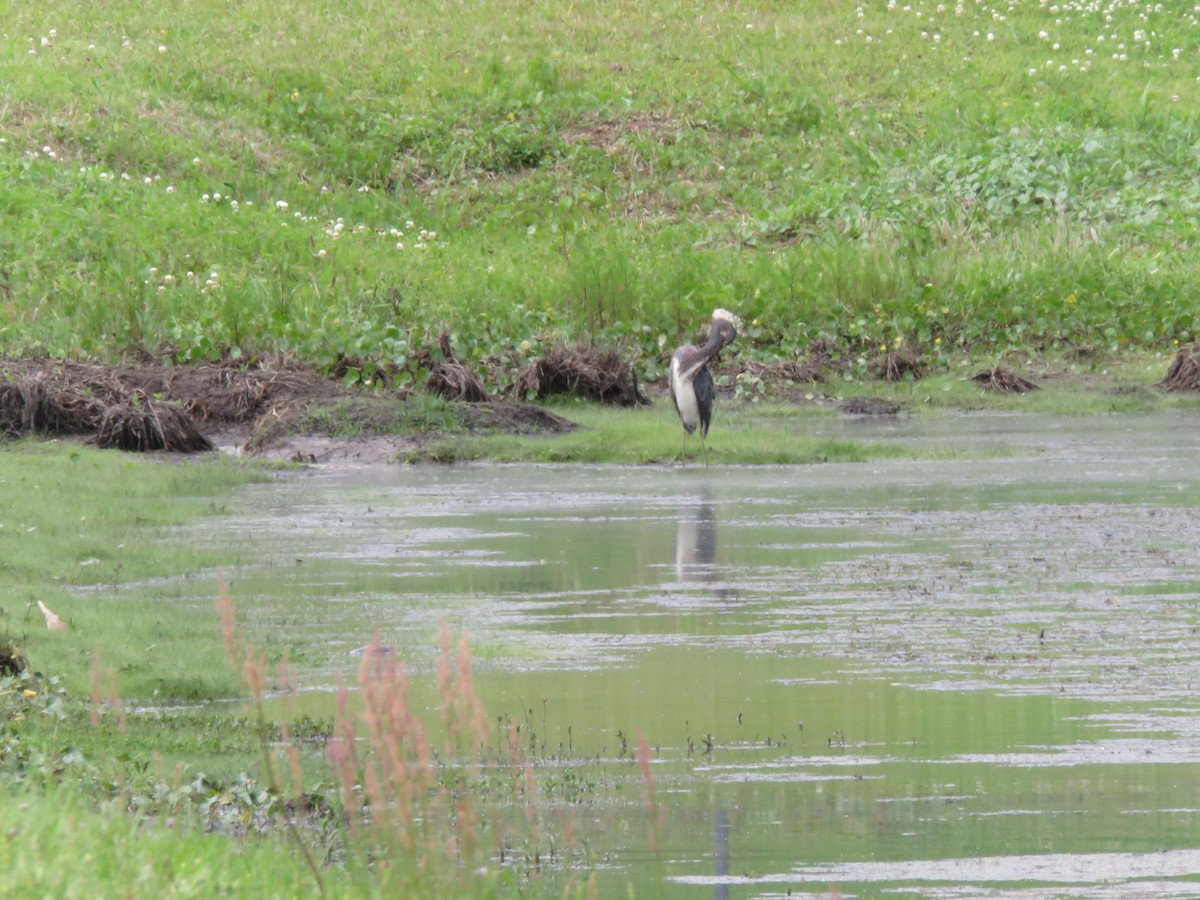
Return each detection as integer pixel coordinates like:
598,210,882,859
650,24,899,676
0,442,270,700
3,0,1200,389
0,788,368,899
411,398,938,464
5,1,1200,894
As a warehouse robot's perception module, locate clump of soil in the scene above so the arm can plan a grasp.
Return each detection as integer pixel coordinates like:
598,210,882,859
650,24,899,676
1160,345,1200,391
839,396,902,416
515,343,649,407
973,366,1040,394
869,351,923,382
459,401,575,434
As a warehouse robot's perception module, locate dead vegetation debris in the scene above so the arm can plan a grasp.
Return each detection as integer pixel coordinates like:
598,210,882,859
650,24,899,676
515,343,649,407
96,397,215,452
973,366,1040,393
869,352,924,383
0,353,581,458
426,332,490,403
1160,345,1200,391
0,638,25,677
735,358,825,384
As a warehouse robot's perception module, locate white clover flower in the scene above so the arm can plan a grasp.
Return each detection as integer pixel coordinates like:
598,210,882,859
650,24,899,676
213,192,221,202
317,249,327,257
158,45,167,53
275,200,288,210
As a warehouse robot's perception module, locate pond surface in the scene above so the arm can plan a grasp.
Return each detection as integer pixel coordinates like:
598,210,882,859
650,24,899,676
200,412,1200,897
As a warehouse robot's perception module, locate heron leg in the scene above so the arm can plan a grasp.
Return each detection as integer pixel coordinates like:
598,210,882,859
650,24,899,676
680,430,688,467
701,432,709,468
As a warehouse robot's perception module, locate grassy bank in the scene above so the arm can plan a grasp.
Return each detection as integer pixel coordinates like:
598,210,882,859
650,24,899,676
0,444,620,897
3,0,1200,391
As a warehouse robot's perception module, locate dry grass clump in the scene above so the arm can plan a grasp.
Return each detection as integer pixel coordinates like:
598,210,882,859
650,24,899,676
1160,345,1200,391
426,333,490,402
95,396,215,452
869,351,924,382
0,357,352,452
737,358,825,384
516,342,649,407
973,366,1040,393
0,371,105,436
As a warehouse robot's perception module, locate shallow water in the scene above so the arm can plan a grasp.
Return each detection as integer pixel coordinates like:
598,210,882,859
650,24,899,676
195,411,1200,896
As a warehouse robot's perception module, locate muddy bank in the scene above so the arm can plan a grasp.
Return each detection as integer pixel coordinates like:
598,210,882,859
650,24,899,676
2,345,1199,463
0,356,575,464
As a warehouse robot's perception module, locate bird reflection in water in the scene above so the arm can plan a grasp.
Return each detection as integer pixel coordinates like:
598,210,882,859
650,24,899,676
674,489,718,584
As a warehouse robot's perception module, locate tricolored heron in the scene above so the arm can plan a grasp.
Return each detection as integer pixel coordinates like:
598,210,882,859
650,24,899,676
669,308,739,466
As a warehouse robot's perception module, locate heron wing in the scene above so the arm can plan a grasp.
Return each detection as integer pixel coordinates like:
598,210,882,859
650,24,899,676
693,366,716,438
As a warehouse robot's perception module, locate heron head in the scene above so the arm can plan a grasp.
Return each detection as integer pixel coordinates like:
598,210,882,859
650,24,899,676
710,308,740,347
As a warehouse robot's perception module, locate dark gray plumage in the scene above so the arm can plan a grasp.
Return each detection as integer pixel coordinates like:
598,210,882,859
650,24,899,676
669,309,739,466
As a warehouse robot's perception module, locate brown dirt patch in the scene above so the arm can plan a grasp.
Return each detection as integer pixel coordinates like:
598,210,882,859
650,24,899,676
565,113,686,153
